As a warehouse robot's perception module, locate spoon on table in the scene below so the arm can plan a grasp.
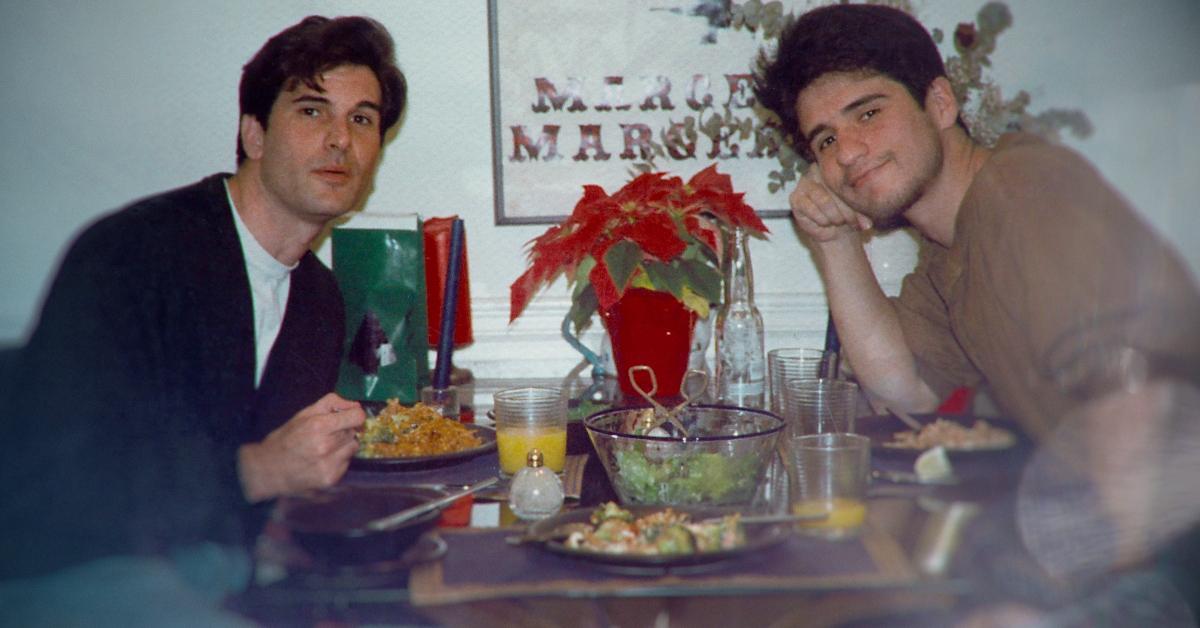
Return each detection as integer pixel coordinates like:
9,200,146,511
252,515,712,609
366,477,498,532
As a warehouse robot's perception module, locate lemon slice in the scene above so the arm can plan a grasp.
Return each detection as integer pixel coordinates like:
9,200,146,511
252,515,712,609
914,446,954,483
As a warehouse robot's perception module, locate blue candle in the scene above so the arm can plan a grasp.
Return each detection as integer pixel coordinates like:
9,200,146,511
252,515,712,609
820,312,840,379
432,218,465,389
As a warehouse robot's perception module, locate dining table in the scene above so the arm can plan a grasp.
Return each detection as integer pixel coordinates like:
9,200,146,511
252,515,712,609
229,377,1047,628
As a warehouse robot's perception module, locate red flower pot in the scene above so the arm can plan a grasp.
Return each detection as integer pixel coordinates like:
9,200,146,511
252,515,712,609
599,288,696,399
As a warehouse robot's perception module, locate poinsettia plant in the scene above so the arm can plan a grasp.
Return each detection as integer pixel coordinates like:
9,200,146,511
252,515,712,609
509,164,770,333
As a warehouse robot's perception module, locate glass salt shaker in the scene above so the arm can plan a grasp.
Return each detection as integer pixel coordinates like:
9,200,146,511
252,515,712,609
508,448,564,520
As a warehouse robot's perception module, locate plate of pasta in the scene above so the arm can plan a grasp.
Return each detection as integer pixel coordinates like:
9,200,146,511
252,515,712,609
351,400,496,470
857,413,1021,458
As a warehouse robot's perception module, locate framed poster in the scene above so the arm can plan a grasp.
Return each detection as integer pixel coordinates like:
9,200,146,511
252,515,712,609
488,0,801,225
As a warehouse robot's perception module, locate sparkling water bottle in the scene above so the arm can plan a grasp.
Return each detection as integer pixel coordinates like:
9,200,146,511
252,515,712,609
714,227,765,408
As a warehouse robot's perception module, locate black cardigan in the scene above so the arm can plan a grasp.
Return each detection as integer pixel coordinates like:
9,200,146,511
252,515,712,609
0,174,344,577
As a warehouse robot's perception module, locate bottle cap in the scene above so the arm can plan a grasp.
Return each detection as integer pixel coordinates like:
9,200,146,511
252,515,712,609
526,448,544,468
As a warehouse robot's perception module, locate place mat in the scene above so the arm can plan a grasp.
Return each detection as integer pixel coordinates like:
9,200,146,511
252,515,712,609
410,520,917,606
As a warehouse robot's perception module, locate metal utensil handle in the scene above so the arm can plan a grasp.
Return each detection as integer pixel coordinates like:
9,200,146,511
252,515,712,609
698,512,829,525
628,365,675,436
666,369,708,416
661,369,707,437
628,365,668,415
888,407,925,432
366,476,497,532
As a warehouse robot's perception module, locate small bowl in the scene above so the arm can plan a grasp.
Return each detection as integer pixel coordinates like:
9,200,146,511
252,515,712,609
584,404,783,507
278,486,445,566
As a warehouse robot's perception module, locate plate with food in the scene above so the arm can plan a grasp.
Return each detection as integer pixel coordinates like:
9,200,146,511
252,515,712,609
856,413,1021,458
519,502,791,568
352,400,496,471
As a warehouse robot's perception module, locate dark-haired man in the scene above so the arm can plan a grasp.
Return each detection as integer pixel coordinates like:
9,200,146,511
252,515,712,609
756,2,1199,622
0,15,405,623
756,3,1198,434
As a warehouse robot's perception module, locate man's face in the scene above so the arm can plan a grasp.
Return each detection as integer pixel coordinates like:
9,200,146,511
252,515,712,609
245,64,383,225
795,72,943,229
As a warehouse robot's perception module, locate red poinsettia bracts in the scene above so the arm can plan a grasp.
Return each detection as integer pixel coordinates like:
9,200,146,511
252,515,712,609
686,164,768,235
509,164,769,330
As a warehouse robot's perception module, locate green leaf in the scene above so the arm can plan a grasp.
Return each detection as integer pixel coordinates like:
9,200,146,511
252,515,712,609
568,284,598,333
604,240,641,291
682,241,718,267
571,256,596,300
629,272,654,290
643,260,685,298
680,286,710,319
680,259,722,305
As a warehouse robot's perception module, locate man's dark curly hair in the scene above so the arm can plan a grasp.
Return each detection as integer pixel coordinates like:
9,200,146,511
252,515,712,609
753,4,949,162
236,16,407,164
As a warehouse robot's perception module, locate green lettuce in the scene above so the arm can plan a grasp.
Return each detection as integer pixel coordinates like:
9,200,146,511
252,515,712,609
613,447,759,505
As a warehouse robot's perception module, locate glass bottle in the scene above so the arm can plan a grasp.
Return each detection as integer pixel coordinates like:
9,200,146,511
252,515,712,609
508,449,564,520
688,310,713,398
714,227,766,408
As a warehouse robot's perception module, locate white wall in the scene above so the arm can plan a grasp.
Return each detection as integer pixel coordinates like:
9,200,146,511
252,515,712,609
2,1,1197,380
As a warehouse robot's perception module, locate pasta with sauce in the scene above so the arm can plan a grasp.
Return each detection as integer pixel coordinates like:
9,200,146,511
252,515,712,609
356,400,482,458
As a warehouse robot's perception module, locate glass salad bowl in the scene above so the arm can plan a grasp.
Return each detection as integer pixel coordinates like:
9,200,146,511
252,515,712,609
584,404,783,507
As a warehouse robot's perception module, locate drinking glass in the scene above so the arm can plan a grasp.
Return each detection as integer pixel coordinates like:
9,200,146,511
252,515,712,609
767,348,838,417
420,385,460,419
787,433,871,539
761,348,839,512
784,378,859,436
492,387,567,476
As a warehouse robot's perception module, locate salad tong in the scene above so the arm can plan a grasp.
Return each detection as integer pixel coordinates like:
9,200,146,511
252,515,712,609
626,366,708,437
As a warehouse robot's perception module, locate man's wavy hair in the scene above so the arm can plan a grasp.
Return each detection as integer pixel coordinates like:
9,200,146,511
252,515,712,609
236,16,407,164
753,4,951,162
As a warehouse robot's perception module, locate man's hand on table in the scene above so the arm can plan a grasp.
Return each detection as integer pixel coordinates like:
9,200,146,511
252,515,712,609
238,392,365,503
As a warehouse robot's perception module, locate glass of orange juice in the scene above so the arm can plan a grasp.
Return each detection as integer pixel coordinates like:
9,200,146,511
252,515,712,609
493,386,567,477
787,433,871,539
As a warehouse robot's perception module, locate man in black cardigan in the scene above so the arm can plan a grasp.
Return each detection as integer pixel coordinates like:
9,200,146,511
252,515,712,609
0,16,407,623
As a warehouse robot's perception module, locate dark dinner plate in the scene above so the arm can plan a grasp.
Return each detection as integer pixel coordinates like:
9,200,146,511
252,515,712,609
278,485,447,566
526,505,791,569
351,423,496,471
855,413,1024,460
